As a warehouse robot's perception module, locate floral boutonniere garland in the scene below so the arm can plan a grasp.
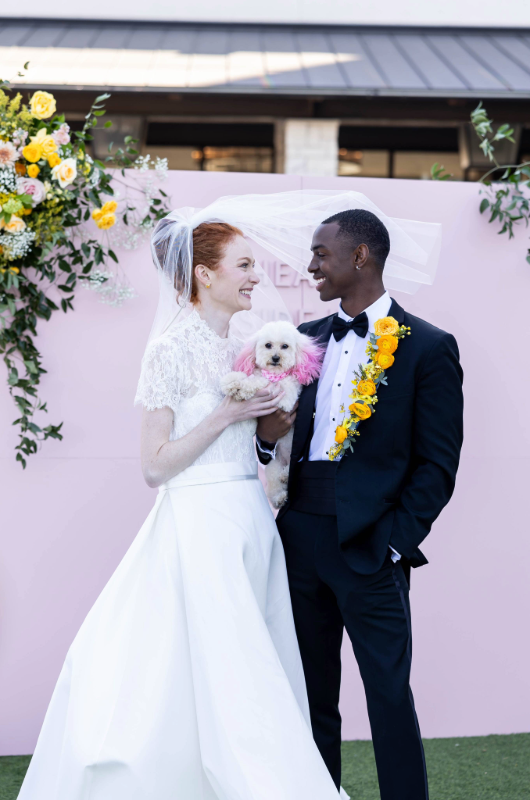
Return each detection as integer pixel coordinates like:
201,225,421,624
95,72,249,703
328,316,411,461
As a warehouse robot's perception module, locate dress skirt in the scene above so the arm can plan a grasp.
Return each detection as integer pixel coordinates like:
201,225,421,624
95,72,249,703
18,461,341,800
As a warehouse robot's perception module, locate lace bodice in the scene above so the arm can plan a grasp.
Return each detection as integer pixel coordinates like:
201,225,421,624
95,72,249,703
135,309,257,466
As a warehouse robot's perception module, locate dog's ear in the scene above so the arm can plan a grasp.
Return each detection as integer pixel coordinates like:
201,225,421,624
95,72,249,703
293,333,325,386
233,340,257,375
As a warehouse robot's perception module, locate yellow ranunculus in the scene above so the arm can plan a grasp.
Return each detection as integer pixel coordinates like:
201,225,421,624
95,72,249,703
356,379,376,396
51,157,77,188
27,164,40,178
376,334,398,355
47,152,61,168
97,213,116,230
376,352,395,369
349,402,372,420
9,266,20,274
30,91,57,120
374,316,399,337
335,425,348,444
101,200,118,214
92,208,103,222
2,215,26,233
31,129,58,158
22,143,42,163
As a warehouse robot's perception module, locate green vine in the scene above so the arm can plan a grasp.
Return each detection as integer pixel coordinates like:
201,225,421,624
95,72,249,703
0,71,170,467
431,103,530,265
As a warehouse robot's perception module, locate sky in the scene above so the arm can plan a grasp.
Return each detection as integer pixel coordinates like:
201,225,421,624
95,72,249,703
3,0,530,27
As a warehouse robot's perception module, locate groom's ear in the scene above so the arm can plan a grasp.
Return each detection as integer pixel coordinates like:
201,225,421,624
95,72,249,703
352,243,370,269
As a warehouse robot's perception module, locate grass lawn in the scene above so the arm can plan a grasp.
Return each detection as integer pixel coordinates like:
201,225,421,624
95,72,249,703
1,734,528,799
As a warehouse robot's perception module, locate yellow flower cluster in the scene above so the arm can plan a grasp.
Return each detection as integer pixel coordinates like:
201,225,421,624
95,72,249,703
329,317,411,461
91,200,117,230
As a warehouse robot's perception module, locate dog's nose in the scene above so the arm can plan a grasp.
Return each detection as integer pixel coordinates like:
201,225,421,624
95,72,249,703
271,355,281,364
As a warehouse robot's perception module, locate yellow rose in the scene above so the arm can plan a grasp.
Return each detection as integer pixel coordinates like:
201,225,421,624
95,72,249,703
30,91,57,120
374,316,399,337
349,402,372,420
15,162,26,176
92,208,103,222
356,379,376,396
30,129,58,158
376,352,395,369
9,266,20,274
101,200,118,214
335,425,348,444
97,213,116,230
47,153,61,168
51,157,77,188
27,164,40,178
3,215,26,233
22,143,42,163
377,335,398,355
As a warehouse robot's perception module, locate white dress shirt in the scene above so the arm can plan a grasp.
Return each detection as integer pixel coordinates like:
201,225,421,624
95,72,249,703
307,291,401,564
309,291,391,461
258,290,400,562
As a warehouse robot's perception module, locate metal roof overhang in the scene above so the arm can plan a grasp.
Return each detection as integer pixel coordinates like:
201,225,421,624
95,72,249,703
1,18,530,100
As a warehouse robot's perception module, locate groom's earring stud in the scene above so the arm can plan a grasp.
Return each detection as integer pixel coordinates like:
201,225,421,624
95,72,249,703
355,265,361,271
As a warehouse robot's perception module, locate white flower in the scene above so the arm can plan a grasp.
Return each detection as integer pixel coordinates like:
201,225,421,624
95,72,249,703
17,176,47,206
0,141,18,168
0,214,26,233
51,157,77,188
52,123,70,146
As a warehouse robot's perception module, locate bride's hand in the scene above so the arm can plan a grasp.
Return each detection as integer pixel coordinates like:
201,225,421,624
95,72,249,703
221,388,285,425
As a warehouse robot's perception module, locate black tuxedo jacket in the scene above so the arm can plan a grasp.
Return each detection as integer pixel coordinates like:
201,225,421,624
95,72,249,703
259,299,464,574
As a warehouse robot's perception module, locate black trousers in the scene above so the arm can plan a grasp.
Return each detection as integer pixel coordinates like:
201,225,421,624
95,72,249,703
277,508,429,800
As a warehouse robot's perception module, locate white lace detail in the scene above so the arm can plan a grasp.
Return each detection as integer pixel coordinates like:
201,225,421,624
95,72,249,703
135,309,257,465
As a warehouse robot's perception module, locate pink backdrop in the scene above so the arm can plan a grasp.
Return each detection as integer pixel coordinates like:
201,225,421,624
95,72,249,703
1,172,529,756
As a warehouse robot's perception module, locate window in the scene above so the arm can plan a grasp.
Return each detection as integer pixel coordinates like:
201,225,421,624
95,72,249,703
144,122,274,172
338,125,462,180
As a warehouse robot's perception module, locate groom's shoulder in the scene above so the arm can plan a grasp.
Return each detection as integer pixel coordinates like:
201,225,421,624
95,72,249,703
298,313,336,336
403,309,459,355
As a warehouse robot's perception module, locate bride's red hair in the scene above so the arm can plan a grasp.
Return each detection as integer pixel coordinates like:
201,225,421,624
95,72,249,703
190,222,243,303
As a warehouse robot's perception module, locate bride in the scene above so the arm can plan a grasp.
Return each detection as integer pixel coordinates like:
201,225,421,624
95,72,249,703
17,214,342,799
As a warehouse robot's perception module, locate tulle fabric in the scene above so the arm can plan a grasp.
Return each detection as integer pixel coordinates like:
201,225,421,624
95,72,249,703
147,189,442,347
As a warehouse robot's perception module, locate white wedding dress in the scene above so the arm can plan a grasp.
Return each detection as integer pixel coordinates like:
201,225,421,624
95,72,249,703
18,309,341,800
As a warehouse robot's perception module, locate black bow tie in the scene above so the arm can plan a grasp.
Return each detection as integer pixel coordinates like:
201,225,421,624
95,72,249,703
331,311,369,342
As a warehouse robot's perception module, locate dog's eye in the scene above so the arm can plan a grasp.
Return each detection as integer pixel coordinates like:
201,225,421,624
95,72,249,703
281,344,289,349
265,343,272,349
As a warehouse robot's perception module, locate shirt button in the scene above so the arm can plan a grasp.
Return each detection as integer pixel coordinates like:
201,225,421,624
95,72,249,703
345,351,348,354
338,383,341,387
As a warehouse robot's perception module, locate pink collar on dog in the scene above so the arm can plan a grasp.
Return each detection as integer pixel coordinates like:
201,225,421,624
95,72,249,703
262,368,293,383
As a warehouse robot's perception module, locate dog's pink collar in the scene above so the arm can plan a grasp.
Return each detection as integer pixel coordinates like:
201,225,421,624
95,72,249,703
262,368,293,383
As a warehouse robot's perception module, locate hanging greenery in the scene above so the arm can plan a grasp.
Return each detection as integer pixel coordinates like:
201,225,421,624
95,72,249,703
0,71,171,467
431,103,530,265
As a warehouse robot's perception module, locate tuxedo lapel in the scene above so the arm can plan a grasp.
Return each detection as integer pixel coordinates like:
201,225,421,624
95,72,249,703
388,298,405,325
291,314,336,463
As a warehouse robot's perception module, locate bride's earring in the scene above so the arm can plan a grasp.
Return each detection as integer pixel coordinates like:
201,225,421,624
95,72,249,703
205,283,211,288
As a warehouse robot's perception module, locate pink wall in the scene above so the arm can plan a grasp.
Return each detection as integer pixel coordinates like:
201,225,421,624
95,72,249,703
1,172,529,756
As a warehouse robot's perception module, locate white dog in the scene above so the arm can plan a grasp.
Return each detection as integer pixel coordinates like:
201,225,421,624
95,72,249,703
221,320,323,508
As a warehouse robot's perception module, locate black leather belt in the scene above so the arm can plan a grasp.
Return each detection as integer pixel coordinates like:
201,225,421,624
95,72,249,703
290,460,338,516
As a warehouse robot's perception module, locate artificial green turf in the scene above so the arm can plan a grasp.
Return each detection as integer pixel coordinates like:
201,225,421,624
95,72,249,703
1,735,528,799
341,734,530,800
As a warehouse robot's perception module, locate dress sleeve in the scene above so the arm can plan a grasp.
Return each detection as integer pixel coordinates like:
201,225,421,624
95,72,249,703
134,338,184,412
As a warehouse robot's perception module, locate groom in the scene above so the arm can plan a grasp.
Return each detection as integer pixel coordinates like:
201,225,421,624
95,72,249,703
256,209,463,800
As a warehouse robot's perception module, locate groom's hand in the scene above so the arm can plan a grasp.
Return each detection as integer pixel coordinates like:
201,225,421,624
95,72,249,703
257,403,298,444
